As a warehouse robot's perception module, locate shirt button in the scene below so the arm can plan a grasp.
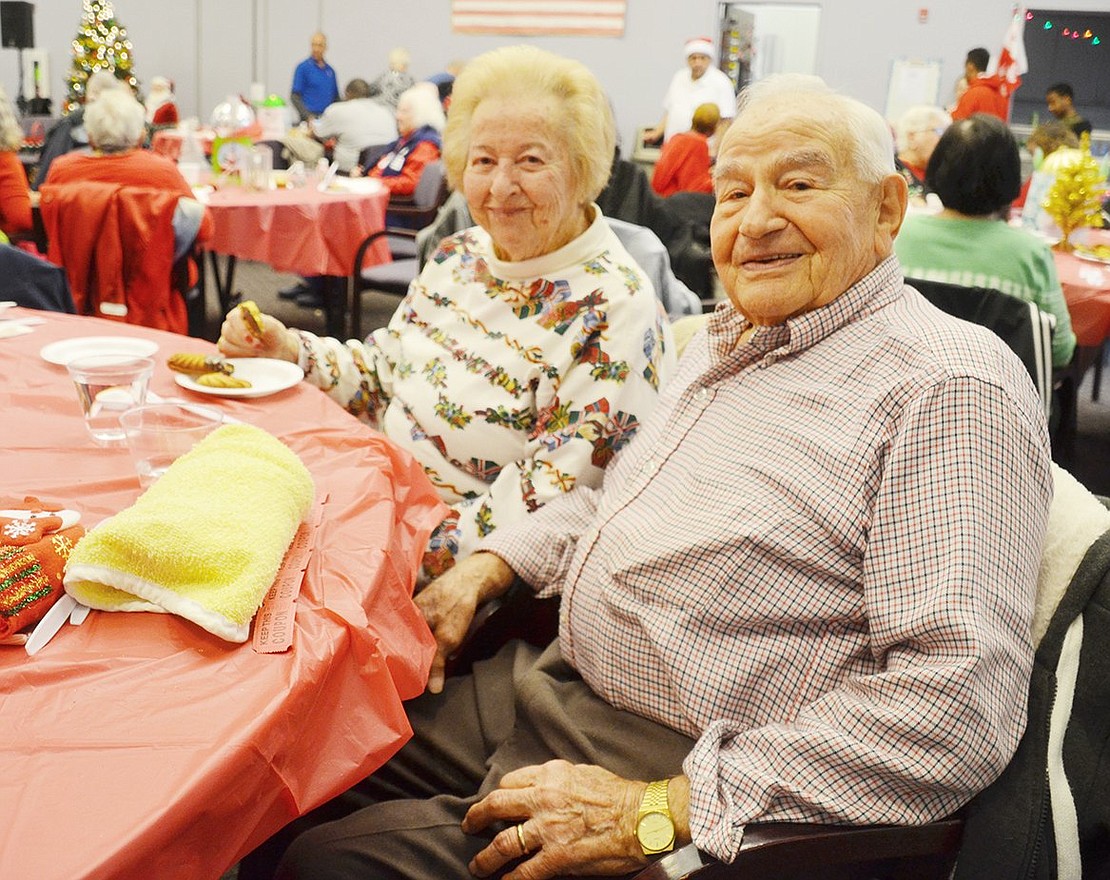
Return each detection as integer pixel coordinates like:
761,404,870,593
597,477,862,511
695,387,709,401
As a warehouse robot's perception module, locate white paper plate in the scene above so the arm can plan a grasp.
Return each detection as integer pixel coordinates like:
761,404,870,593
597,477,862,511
1074,251,1110,266
173,358,304,398
0,322,33,339
40,336,160,366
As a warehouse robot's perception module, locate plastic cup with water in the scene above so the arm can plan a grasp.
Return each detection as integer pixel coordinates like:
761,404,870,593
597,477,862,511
65,355,155,446
120,402,224,488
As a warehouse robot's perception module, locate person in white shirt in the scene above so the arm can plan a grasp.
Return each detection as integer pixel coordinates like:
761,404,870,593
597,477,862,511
310,78,397,174
643,36,736,145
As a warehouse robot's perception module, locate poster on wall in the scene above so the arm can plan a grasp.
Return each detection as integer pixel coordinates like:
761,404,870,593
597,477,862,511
451,0,627,36
884,58,942,124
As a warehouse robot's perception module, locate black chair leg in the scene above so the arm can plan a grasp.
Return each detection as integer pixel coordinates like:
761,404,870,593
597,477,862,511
322,276,347,339
1051,376,1077,468
1093,342,1106,402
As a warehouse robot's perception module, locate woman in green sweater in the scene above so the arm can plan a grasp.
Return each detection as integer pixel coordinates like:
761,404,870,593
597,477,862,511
894,113,1076,367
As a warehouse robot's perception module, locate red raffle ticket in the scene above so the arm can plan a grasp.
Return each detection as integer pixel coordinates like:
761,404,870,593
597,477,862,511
252,495,327,653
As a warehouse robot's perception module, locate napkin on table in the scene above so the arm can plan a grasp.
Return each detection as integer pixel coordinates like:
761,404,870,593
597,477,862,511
64,424,314,642
0,497,84,640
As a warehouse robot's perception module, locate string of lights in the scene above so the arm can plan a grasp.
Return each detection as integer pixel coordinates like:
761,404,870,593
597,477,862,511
1025,10,1102,47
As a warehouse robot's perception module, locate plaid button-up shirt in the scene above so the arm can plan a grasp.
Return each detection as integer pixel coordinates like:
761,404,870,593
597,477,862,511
484,256,1052,861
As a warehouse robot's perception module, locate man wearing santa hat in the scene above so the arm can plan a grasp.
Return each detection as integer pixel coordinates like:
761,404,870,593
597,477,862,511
644,37,736,145
144,76,178,127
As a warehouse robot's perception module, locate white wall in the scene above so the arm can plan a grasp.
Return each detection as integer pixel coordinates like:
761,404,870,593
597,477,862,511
2,0,1106,152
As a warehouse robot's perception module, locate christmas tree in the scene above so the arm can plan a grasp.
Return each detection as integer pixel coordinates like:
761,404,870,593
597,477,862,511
63,0,138,113
1042,133,1107,251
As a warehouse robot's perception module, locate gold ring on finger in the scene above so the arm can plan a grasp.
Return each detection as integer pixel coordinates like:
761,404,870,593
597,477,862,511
516,823,528,855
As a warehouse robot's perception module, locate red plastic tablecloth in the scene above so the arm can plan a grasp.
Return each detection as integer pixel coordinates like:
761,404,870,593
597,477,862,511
1056,229,1110,349
0,311,446,880
150,129,217,162
203,182,391,277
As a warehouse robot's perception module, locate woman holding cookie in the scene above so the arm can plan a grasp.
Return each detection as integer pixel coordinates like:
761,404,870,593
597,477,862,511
218,46,674,576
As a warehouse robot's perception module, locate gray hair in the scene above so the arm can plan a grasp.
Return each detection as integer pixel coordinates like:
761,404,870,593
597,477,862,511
398,85,446,133
86,69,130,104
85,89,146,152
0,85,22,151
736,74,895,183
894,105,952,153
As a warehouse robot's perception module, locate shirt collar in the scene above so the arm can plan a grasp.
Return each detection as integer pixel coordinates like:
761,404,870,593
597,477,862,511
706,255,903,364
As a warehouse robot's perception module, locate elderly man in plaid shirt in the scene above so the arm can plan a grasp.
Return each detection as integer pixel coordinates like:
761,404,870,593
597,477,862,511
268,74,1052,880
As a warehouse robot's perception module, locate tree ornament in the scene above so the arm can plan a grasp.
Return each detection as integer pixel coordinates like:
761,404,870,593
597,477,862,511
1041,133,1108,252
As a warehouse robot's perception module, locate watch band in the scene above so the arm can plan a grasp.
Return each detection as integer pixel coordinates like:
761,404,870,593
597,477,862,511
640,779,670,814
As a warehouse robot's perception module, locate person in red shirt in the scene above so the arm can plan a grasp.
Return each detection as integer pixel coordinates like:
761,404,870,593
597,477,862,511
0,84,32,238
42,89,212,332
950,47,1008,121
355,84,444,197
651,102,718,198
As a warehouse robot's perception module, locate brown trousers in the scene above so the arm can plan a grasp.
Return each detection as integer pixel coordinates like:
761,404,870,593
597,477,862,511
243,639,695,880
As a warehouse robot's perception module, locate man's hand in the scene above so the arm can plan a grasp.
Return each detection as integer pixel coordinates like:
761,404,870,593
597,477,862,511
216,307,299,363
463,760,656,879
413,551,515,694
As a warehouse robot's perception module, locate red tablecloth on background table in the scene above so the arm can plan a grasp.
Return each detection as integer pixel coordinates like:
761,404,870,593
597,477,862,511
1056,229,1110,349
150,128,217,162
0,310,446,880
202,181,392,277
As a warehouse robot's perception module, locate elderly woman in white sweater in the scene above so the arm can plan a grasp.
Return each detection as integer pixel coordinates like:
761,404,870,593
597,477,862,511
219,45,674,577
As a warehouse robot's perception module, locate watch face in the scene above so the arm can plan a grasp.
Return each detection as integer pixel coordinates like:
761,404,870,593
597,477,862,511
636,811,675,852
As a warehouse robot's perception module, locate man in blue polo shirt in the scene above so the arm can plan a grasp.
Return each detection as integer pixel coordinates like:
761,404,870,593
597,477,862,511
291,32,339,121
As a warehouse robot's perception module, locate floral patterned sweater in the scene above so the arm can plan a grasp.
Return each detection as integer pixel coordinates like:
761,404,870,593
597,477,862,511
295,208,675,574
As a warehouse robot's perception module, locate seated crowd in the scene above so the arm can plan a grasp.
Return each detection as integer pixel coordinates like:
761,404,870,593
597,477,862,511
3,35,1106,880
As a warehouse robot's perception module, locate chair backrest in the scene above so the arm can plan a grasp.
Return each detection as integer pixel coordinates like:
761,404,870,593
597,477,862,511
356,142,391,173
384,160,449,231
416,189,471,268
0,243,75,313
953,469,1110,880
907,276,1053,418
39,181,187,333
605,217,700,319
410,160,446,211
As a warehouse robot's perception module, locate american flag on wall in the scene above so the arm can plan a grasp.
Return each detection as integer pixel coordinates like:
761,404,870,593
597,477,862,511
451,0,627,37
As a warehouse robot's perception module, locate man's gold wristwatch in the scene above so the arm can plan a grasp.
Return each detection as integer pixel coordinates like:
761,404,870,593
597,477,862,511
635,779,676,855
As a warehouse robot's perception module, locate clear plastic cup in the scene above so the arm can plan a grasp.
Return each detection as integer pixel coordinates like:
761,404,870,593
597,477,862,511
65,355,155,446
120,402,224,487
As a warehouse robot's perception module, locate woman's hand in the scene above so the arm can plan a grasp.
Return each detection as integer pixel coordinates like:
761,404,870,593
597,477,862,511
413,551,515,694
217,306,300,362
462,761,649,879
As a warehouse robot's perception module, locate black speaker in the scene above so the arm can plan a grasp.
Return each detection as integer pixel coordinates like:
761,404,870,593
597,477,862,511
0,2,33,50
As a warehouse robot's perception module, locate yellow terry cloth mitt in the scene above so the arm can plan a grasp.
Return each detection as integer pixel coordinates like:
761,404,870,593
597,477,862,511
64,424,314,642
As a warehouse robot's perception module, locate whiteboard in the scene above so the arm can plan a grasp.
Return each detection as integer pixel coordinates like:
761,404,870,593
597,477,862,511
885,58,942,124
